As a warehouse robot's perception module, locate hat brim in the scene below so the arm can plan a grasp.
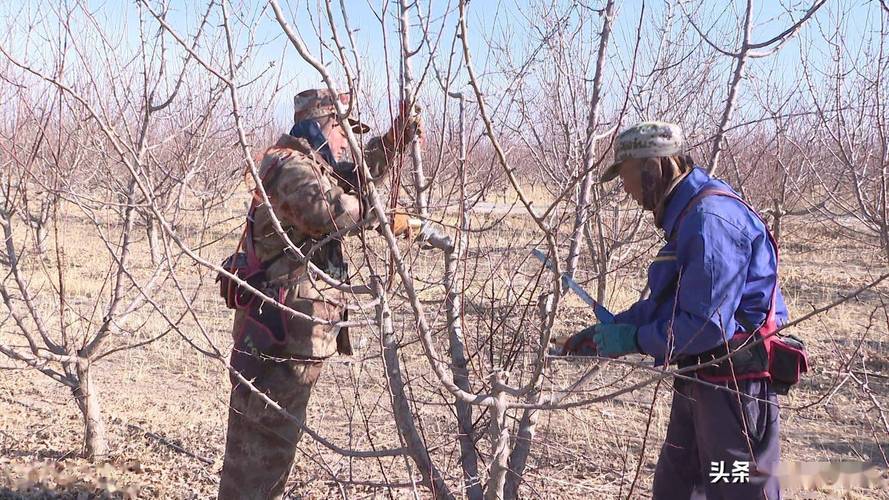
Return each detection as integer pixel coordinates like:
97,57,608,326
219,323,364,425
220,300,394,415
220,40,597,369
600,161,622,183
348,118,370,134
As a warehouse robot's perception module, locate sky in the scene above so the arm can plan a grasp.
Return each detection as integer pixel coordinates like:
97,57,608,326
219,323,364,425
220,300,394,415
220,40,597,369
0,0,881,129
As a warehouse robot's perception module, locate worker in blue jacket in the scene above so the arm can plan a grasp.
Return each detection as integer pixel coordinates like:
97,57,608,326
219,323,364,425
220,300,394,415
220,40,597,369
564,122,784,499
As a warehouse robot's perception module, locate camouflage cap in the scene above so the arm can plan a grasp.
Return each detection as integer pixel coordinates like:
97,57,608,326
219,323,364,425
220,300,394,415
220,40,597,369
601,121,684,182
293,88,370,134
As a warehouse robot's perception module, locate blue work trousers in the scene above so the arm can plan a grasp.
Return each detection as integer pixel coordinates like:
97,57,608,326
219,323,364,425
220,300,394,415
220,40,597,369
652,377,781,499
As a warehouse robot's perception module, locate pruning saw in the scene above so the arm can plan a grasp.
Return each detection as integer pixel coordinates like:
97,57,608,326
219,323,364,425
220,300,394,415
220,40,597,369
531,248,615,324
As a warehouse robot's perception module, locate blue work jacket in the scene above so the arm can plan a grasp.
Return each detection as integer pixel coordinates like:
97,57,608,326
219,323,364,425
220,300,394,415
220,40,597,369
613,167,789,365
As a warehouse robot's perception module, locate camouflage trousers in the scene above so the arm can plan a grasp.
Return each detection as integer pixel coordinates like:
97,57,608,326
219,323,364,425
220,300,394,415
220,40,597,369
217,359,324,500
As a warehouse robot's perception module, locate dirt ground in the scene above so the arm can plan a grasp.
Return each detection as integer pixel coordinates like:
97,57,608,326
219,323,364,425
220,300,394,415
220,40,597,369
1,212,889,499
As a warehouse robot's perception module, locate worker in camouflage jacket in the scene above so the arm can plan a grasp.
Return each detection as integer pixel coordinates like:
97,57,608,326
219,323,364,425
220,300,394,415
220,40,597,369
217,88,421,499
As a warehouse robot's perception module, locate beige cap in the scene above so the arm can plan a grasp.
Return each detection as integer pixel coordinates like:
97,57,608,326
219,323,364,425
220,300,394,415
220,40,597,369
601,121,684,182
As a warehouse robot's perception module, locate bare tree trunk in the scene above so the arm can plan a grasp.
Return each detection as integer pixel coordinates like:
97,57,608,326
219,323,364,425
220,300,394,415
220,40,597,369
146,214,161,265
503,399,539,499
445,93,483,500
586,190,613,304
503,294,552,499
399,0,428,217
567,171,594,278
35,223,48,254
72,359,107,461
484,371,510,500
701,0,827,174
445,244,482,499
772,203,783,244
768,132,786,243
565,0,615,278
374,276,454,499
877,19,889,264
709,50,748,175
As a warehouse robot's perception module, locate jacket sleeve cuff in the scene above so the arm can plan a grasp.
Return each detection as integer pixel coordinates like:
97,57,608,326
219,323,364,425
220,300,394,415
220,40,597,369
636,322,667,365
613,310,635,325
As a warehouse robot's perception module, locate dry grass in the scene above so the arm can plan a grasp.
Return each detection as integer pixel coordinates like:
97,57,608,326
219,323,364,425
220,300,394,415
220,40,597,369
1,205,888,499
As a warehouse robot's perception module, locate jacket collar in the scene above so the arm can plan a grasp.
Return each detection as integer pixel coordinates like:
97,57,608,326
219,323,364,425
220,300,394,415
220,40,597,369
289,120,337,167
270,133,314,156
659,167,712,239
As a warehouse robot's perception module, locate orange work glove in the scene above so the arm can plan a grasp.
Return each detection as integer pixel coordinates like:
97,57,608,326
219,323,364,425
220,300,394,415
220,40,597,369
390,212,414,239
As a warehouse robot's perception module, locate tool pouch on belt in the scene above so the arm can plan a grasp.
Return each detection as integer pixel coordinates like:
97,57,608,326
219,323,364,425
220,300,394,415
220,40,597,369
684,332,809,395
768,333,809,395
687,332,769,381
216,252,267,310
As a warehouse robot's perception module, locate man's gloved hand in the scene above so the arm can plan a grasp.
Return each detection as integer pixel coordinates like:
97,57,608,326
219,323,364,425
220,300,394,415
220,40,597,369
384,101,423,151
390,212,414,239
416,220,454,252
562,323,639,358
593,324,639,358
562,325,598,356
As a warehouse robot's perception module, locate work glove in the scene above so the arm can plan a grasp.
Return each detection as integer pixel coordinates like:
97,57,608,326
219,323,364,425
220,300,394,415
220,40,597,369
562,325,598,356
592,323,639,358
389,211,415,239
415,220,454,252
562,323,639,358
386,210,447,250
383,101,423,151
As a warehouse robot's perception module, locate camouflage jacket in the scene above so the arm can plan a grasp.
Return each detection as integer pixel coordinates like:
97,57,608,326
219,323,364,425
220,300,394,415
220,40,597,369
233,132,399,358
251,132,396,278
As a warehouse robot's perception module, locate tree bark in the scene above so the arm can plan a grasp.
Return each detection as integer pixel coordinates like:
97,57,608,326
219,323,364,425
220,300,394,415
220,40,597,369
445,93,483,500
399,0,429,217
35,223,48,254
72,359,107,461
146,215,161,265
565,0,616,278
484,372,510,500
374,277,455,499
503,294,552,499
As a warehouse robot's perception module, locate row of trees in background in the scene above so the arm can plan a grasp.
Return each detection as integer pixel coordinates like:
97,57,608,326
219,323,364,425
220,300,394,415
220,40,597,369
1,0,887,498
